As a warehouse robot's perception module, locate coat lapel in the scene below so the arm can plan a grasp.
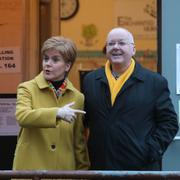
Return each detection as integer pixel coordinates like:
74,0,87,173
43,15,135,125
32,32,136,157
116,62,145,97
95,68,112,108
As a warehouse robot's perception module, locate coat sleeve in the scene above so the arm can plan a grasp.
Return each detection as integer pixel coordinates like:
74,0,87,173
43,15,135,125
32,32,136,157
16,84,58,128
146,76,179,162
73,95,90,170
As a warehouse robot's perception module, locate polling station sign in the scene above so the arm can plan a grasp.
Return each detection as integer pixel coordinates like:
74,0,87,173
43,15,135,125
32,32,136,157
0,47,21,73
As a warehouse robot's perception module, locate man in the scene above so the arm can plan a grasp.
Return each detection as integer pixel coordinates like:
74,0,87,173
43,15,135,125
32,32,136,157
83,27,179,170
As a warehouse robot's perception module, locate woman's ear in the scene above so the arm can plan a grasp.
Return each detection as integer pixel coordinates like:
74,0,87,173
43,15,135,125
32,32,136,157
65,62,71,72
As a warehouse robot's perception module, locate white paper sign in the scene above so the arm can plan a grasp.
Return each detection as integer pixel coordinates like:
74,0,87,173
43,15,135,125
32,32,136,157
176,44,180,94
0,98,20,135
179,100,180,124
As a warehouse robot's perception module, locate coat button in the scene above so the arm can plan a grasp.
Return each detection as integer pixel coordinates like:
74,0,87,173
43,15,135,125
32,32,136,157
51,144,56,150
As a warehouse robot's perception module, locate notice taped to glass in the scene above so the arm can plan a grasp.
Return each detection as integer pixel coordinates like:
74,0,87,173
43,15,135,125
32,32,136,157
176,44,180,94
0,98,20,135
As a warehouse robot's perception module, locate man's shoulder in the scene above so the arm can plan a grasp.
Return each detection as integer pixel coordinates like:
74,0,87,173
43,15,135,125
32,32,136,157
135,62,165,80
84,67,104,80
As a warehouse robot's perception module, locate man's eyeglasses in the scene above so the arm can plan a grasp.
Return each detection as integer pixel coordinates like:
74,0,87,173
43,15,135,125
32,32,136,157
107,41,134,47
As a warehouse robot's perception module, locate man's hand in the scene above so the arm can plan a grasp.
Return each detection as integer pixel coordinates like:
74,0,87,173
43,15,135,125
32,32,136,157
57,102,86,123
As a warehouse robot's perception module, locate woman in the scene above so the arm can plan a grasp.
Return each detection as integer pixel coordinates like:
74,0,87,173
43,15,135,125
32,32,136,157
13,36,90,170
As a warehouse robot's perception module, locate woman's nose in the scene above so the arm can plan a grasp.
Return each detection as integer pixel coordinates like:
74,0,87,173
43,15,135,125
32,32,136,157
45,59,52,65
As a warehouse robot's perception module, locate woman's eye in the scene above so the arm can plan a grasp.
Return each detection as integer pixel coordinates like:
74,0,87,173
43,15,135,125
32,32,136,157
43,55,62,63
43,57,49,62
52,57,60,62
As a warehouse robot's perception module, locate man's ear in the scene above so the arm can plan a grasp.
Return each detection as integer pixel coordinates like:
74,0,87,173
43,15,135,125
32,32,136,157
102,44,106,54
132,45,136,56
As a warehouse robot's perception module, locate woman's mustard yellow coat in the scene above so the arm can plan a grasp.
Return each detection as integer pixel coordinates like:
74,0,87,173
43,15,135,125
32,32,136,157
13,72,90,170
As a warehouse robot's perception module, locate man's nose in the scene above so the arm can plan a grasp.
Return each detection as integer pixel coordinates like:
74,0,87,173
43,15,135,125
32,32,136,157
114,42,120,48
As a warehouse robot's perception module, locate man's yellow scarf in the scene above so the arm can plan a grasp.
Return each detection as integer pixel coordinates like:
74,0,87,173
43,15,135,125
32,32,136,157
105,59,135,105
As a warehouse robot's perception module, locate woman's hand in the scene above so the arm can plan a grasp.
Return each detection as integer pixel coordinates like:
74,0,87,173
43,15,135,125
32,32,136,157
57,102,86,123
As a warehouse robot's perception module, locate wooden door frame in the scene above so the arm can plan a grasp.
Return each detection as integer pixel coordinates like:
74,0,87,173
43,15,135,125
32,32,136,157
157,0,162,74
22,0,60,81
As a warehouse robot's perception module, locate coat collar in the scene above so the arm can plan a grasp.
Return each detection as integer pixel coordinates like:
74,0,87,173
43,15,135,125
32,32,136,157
95,60,146,83
131,61,146,82
35,71,75,91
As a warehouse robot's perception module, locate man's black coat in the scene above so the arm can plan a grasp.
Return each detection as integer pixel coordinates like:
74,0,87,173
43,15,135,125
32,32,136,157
83,62,178,170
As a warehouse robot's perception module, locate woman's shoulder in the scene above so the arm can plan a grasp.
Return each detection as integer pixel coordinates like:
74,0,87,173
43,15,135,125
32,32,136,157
18,79,35,88
17,75,40,91
67,79,84,97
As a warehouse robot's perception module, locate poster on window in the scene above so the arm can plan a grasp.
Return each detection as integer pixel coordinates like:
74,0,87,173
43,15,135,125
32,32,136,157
113,0,157,40
0,98,19,136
